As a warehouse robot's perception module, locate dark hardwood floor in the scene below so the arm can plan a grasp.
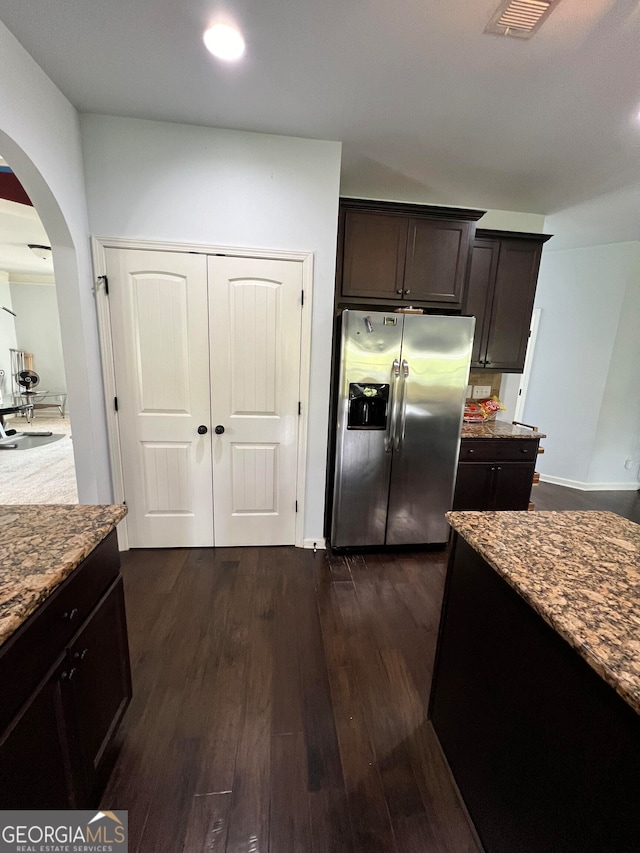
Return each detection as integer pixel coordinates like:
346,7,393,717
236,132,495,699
102,482,640,852
102,544,480,852
533,480,640,522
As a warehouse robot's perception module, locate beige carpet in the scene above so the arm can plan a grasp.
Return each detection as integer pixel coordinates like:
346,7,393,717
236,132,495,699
0,415,78,504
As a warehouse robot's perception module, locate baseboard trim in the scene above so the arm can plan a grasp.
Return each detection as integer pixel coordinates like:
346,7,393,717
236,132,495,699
303,537,326,550
540,475,640,492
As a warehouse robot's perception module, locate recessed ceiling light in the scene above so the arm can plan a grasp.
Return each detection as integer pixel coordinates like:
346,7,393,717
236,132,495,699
203,24,245,61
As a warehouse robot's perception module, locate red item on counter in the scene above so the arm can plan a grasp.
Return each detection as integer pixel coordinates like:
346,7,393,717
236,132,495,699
463,396,505,422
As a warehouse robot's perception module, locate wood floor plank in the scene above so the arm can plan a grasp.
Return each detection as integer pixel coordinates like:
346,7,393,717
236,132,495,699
269,733,313,853
405,721,481,853
316,577,351,671
309,787,355,853
328,665,398,853
182,792,231,852
134,737,201,853
326,550,355,583
224,564,275,853
347,635,425,822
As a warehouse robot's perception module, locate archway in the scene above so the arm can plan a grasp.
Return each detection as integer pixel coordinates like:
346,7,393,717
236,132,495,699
0,129,111,503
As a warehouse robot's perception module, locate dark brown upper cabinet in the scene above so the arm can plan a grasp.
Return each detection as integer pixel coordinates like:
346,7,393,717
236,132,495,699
336,199,485,311
465,229,552,373
341,210,408,301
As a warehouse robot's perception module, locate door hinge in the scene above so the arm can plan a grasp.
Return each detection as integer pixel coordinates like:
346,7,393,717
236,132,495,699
295,500,298,513
301,289,304,307
298,401,302,416
114,396,118,412
98,274,109,295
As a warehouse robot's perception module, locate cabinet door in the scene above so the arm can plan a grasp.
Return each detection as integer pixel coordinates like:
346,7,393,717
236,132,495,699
0,657,75,808
465,239,499,367
453,463,495,511
403,218,473,306
67,578,132,803
484,240,542,371
341,211,407,299
492,464,534,510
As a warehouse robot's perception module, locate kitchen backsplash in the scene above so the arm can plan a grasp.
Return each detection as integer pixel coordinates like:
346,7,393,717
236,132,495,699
467,371,502,400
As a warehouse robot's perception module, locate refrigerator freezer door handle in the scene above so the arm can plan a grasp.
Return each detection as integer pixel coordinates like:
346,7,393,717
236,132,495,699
385,359,401,453
396,359,410,451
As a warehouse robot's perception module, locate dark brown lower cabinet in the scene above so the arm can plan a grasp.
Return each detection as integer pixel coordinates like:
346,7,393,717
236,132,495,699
430,536,640,853
453,439,538,510
0,656,73,808
0,533,131,808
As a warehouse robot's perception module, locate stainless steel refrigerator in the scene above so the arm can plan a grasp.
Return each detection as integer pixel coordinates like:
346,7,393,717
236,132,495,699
331,310,475,547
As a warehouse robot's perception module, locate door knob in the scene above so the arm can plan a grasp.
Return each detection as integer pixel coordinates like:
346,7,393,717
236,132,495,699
197,425,208,435
214,425,225,435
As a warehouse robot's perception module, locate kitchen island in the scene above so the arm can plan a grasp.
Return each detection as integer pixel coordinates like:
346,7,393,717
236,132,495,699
455,420,546,511
0,504,130,807
430,510,640,853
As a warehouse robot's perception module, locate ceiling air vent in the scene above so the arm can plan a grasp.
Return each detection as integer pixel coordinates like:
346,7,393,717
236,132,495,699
484,0,559,39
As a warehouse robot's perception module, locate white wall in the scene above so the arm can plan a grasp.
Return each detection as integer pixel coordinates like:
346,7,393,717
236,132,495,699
0,272,17,405
523,242,639,488
10,283,67,393
477,210,546,233
80,114,342,541
0,21,111,502
588,250,640,485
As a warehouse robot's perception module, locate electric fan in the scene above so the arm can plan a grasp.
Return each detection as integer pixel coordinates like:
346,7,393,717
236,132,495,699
17,369,40,396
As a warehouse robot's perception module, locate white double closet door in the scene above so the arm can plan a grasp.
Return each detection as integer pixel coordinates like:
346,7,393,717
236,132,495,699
105,248,303,548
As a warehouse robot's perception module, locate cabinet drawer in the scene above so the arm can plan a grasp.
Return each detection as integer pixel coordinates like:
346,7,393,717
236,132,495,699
0,532,119,731
459,438,538,462
494,439,539,461
458,440,499,461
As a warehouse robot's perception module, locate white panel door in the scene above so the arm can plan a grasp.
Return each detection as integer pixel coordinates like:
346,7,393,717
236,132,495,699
208,255,303,546
105,248,214,547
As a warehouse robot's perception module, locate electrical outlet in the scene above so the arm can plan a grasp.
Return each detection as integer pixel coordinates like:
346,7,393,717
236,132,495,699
473,385,492,398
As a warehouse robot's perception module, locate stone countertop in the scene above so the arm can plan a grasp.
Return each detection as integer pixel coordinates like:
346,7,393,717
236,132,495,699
0,504,127,648
461,419,546,439
446,510,640,714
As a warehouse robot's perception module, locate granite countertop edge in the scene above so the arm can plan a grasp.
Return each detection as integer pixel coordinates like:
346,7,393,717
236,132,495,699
0,504,127,649
461,420,546,439
446,510,640,715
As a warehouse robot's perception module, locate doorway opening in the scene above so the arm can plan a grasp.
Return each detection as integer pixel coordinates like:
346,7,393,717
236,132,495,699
0,154,77,502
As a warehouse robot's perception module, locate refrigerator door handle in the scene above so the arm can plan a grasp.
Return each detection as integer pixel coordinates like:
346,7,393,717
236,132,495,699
385,358,401,453
395,359,410,451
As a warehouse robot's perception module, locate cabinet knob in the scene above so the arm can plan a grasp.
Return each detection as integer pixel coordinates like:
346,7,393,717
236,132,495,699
214,425,225,435
396,289,403,295
73,648,89,661
197,425,208,435
468,449,474,454
520,448,529,454
405,289,411,295
63,608,78,621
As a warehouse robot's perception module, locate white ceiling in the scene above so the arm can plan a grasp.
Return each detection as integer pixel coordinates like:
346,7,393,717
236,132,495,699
0,196,54,281
2,0,640,215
